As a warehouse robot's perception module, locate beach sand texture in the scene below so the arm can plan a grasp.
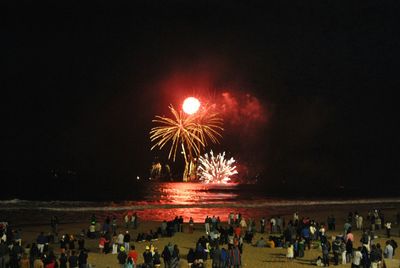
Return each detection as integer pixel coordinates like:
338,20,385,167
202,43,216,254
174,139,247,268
3,205,400,267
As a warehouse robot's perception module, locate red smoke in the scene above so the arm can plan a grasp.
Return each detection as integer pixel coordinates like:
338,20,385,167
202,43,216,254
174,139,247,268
219,91,270,130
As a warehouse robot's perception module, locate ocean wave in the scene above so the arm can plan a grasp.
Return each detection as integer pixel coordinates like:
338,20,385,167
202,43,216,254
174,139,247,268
1,198,400,212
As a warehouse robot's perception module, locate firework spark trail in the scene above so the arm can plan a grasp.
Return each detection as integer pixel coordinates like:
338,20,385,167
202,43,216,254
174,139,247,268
197,151,238,184
150,105,223,162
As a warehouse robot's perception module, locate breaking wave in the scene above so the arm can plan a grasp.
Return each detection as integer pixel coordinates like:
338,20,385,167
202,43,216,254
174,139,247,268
1,198,400,212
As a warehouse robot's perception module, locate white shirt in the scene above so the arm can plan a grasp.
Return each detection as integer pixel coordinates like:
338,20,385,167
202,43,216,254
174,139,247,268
353,251,362,265
319,227,325,236
117,234,124,244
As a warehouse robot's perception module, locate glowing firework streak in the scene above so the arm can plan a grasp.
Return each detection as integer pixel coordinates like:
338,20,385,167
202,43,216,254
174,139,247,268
150,105,223,162
197,151,238,184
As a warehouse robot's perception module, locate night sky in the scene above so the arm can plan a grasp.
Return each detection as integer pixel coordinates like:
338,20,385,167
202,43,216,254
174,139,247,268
3,1,399,198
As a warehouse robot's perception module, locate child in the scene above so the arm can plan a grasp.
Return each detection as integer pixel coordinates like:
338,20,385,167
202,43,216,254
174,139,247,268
287,243,294,259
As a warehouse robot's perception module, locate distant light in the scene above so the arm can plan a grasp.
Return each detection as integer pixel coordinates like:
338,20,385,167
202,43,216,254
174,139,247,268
182,97,200,115
136,176,140,180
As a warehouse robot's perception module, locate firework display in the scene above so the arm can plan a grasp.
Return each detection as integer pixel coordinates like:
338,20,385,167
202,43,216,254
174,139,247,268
150,103,223,180
197,151,238,184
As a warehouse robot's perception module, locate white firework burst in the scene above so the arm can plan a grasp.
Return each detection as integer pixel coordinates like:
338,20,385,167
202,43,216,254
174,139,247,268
197,151,238,184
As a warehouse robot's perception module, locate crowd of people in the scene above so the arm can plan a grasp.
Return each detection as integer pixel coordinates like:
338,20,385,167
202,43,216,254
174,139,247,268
281,210,399,267
0,209,399,268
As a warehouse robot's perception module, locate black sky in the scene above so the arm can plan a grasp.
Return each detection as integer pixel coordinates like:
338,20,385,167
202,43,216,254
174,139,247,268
3,1,399,196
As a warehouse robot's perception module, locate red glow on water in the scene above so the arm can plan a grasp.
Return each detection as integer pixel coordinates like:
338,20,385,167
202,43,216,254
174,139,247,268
182,97,200,115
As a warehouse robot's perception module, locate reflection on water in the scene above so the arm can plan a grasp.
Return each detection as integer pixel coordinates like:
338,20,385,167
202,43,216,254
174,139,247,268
2,182,400,225
157,182,239,205
113,182,246,222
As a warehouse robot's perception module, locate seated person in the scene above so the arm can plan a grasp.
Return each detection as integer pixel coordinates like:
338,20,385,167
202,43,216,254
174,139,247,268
266,236,275,248
316,256,324,267
255,237,267,247
149,230,158,240
136,233,145,242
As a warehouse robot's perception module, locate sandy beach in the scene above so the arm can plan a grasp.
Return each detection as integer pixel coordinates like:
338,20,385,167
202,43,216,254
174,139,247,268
3,205,400,268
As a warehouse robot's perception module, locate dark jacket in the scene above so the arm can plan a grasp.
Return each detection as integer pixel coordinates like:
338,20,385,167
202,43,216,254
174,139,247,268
118,251,127,264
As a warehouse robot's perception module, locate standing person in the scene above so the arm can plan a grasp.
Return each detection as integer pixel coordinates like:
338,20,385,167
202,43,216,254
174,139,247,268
269,217,276,233
187,248,195,268
389,239,397,256
331,215,336,231
384,240,393,259
88,224,96,239
356,214,363,230
260,217,265,234
346,229,354,243
78,250,88,268
188,217,194,234
385,221,391,238
143,246,153,268
19,254,30,268
59,253,67,268
124,214,130,229
360,246,370,268
117,247,127,268
211,245,221,267
69,235,76,252
286,243,294,260
321,241,330,267
293,212,299,225
228,212,234,226
340,239,347,265
124,231,131,252
33,256,44,268
205,216,211,235
36,232,47,253
301,227,311,250
360,230,370,252
178,216,184,232
344,221,352,235
99,235,107,254
128,245,138,265
0,240,8,268
29,243,39,266
239,217,247,232
352,247,363,268
332,237,341,266
76,234,84,251
132,213,138,229
219,247,228,267
50,216,59,235
10,241,23,267
376,244,383,267
346,238,353,263
111,233,118,255
170,245,180,268
161,243,172,268
277,216,283,234
153,248,161,268
68,251,79,268
117,232,124,250
111,216,117,234
370,245,381,268
228,245,241,268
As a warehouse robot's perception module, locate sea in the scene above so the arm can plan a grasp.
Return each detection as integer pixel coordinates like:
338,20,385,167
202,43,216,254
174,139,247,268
1,182,400,225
